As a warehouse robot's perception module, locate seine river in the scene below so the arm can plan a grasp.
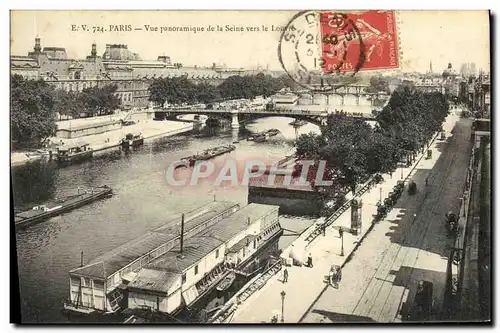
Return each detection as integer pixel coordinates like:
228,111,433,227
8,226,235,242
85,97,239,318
13,116,320,323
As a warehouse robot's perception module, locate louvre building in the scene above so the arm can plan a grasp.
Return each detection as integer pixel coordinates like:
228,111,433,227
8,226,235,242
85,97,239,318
10,37,261,108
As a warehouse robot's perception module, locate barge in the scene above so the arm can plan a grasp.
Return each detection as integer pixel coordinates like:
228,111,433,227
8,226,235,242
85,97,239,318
181,144,236,166
121,133,144,150
15,186,113,229
266,129,280,137
56,141,93,165
63,202,282,323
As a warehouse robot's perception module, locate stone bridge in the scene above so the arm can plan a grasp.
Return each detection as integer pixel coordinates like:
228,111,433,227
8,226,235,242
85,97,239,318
153,107,378,128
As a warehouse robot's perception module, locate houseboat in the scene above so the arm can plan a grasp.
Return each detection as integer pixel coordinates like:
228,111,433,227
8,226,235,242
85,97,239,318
63,202,283,323
15,186,113,229
181,144,236,166
121,133,144,150
56,141,93,165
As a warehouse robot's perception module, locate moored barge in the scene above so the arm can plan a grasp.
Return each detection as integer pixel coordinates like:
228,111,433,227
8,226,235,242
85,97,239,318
181,144,236,166
15,186,113,229
289,119,307,127
63,201,282,323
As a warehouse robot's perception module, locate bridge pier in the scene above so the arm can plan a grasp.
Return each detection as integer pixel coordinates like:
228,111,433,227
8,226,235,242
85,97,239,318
230,111,240,129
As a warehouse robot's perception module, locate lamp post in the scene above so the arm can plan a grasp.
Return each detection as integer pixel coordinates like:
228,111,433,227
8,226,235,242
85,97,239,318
280,291,286,323
401,164,404,180
379,187,382,204
339,227,344,256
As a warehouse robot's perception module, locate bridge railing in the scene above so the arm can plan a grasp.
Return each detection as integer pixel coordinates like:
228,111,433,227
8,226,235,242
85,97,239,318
154,107,375,119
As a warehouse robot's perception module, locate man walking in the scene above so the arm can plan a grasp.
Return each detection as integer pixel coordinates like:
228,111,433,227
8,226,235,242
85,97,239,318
283,268,288,283
307,253,313,268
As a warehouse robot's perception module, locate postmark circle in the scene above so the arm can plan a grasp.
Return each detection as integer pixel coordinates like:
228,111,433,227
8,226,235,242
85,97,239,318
277,10,366,93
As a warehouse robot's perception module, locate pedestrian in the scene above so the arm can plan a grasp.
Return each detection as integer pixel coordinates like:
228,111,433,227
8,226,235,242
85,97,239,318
307,253,313,268
338,227,344,239
283,268,288,283
329,267,335,287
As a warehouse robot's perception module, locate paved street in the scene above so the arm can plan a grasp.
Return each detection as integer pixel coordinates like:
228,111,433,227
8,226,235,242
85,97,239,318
229,112,472,324
301,115,473,323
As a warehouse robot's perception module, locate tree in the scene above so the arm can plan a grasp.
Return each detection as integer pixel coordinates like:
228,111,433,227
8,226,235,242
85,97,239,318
52,89,86,119
80,84,121,116
195,82,220,104
366,75,390,94
148,77,197,106
10,75,57,149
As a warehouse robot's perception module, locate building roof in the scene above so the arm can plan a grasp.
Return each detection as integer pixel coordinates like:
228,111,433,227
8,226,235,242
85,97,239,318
70,201,239,279
128,268,180,294
127,203,279,292
145,236,224,273
227,234,257,254
200,203,278,241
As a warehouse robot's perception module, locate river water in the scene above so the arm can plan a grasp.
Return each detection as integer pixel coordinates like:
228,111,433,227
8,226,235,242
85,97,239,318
13,116,320,323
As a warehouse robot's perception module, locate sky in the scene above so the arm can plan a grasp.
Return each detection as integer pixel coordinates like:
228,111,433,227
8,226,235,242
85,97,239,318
10,10,490,73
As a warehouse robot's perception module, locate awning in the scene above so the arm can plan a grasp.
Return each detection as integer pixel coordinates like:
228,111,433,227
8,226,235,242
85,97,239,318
182,285,199,306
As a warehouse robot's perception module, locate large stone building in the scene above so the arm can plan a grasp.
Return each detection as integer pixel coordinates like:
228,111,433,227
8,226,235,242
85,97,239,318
11,37,265,108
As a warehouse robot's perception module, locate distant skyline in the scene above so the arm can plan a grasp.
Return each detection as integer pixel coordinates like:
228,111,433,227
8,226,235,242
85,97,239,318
10,10,490,73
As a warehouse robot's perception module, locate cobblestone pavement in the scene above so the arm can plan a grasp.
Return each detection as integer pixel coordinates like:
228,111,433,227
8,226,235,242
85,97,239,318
230,112,471,323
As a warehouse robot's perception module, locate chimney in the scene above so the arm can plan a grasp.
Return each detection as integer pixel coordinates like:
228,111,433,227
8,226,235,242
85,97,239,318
80,251,84,267
247,217,251,225
104,45,111,59
180,213,185,253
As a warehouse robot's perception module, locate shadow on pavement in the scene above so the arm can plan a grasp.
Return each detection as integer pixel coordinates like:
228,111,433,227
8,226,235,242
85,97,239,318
310,309,377,323
381,120,473,260
389,266,448,321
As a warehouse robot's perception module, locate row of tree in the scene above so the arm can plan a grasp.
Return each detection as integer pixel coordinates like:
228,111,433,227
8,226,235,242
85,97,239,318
295,85,450,208
11,75,121,149
148,73,292,106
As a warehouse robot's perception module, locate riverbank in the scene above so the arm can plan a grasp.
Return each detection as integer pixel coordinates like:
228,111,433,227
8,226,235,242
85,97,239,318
11,114,194,167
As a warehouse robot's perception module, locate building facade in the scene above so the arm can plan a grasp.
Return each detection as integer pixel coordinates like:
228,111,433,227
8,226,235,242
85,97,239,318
11,37,260,109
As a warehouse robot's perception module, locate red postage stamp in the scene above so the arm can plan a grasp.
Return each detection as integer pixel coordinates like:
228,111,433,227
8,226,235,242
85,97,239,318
319,10,399,73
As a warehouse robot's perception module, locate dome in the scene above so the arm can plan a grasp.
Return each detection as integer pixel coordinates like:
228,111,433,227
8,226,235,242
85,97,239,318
442,63,457,78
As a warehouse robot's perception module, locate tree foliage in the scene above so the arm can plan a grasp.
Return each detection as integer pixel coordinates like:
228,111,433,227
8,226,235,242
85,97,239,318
148,73,291,106
366,75,390,94
295,84,449,198
80,84,121,116
11,75,57,149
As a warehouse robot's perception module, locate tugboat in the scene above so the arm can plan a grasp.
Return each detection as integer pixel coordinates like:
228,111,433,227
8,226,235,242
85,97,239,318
15,185,113,229
181,144,236,166
56,141,93,165
121,133,144,150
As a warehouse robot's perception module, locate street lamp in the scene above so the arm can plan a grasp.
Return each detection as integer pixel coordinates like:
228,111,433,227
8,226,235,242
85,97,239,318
339,227,344,256
280,291,286,323
400,165,404,180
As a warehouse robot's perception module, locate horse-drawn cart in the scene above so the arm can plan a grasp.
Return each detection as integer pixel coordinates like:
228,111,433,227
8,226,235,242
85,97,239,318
408,181,417,195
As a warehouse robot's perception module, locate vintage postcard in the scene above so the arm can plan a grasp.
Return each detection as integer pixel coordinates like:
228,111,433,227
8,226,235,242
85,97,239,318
10,10,491,324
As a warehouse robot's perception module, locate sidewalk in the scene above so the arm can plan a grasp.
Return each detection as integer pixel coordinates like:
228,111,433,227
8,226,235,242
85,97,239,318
230,113,460,323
